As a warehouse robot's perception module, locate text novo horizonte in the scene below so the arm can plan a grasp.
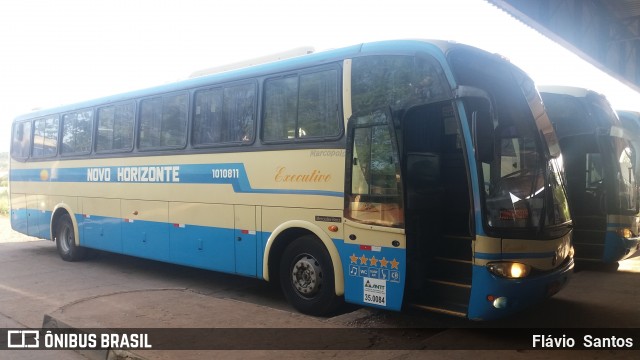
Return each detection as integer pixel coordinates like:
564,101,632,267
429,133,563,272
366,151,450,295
87,166,180,183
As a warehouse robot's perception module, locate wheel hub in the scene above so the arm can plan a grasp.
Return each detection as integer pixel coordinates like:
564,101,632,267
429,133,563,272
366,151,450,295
291,255,322,297
60,226,72,253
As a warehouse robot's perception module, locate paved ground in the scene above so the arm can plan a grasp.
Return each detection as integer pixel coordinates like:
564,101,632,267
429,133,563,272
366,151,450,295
0,216,639,359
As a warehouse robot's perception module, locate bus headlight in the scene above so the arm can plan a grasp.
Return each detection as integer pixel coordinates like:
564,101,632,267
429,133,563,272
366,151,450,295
616,228,634,238
487,262,531,279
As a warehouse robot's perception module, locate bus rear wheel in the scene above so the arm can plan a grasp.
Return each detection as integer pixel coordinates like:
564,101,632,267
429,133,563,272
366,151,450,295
279,235,342,316
55,214,87,262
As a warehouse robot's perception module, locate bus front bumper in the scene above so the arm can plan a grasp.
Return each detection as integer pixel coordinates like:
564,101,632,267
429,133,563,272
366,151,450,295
603,231,640,263
466,257,574,321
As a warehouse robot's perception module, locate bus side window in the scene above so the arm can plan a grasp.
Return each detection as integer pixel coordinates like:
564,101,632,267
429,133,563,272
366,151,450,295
263,68,340,142
61,109,93,155
139,93,188,149
298,70,339,138
263,76,298,141
348,122,403,227
32,116,59,158
11,121,32,159
586,153,603,189
193,83,256,146
97,102,135,153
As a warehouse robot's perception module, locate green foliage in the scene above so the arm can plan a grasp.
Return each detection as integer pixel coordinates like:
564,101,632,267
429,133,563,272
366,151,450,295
351,55,449,115
0,187,8,217
0,152,7,168
0,152,9,216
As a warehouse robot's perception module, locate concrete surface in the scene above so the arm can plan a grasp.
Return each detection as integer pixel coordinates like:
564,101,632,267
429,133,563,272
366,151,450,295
1,217,639,359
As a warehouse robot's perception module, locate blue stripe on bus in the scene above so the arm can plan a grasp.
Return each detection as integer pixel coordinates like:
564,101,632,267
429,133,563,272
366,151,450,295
13,209,264,278
475,251,555,260
9,163,344,198
607,222,635,228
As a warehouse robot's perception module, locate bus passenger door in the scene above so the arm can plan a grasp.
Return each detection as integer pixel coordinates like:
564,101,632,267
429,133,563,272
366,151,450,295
234,205,257,276
342,109,406,311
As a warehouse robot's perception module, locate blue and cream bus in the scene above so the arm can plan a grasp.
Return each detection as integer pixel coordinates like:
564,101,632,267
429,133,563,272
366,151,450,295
540,86,640,266
617,110,640,178
10,40,574,320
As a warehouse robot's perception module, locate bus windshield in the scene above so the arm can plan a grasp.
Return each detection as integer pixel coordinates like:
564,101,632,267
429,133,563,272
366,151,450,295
449,50,571,237
589,96,637,214
606,134,637,213
543,92,638,215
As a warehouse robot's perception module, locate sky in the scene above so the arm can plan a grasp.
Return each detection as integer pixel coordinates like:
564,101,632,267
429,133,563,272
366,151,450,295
2,0,640,152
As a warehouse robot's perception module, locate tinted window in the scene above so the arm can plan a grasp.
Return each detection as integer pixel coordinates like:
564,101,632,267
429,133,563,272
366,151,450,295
193,83,256,145
11,121,32,159
32,116,59,158
347,110,403,227
97,102,135,152
139,93,188,149
61,109,93,155
263,68,340,141
299,71,339,138
351,55,448,114
263,76,297,141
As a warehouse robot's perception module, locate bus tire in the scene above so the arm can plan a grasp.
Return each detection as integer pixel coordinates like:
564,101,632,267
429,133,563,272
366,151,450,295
55,214,86,262
279,235,343,316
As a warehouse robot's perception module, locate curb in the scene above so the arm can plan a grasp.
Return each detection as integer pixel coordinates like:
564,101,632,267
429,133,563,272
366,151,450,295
42,314,147,360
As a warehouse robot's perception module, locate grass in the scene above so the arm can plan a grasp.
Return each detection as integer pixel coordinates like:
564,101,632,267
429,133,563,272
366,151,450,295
1,152,8,216
0,187,7,217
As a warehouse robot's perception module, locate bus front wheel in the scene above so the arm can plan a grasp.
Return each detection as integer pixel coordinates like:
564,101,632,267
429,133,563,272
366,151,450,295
279,235,342,316
55,214,86,262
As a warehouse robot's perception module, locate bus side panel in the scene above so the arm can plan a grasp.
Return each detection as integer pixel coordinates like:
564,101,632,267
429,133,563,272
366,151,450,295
80,198,122,253
121,200,170,262
255,206,263,279
26,194,43,238
170,224,235,273
10,193,28,235
234,205,257,276
336,239,406,311
169,202,236,274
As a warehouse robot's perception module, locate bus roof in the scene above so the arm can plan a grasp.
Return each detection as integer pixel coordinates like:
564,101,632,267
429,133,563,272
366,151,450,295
13,39,479,122
537,85,603,99
188,47,316,78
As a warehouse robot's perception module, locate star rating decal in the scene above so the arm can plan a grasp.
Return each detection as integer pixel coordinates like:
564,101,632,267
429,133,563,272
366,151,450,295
390,258,399,269
369,256,378,267
349,253,400,270
347,250,401,283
